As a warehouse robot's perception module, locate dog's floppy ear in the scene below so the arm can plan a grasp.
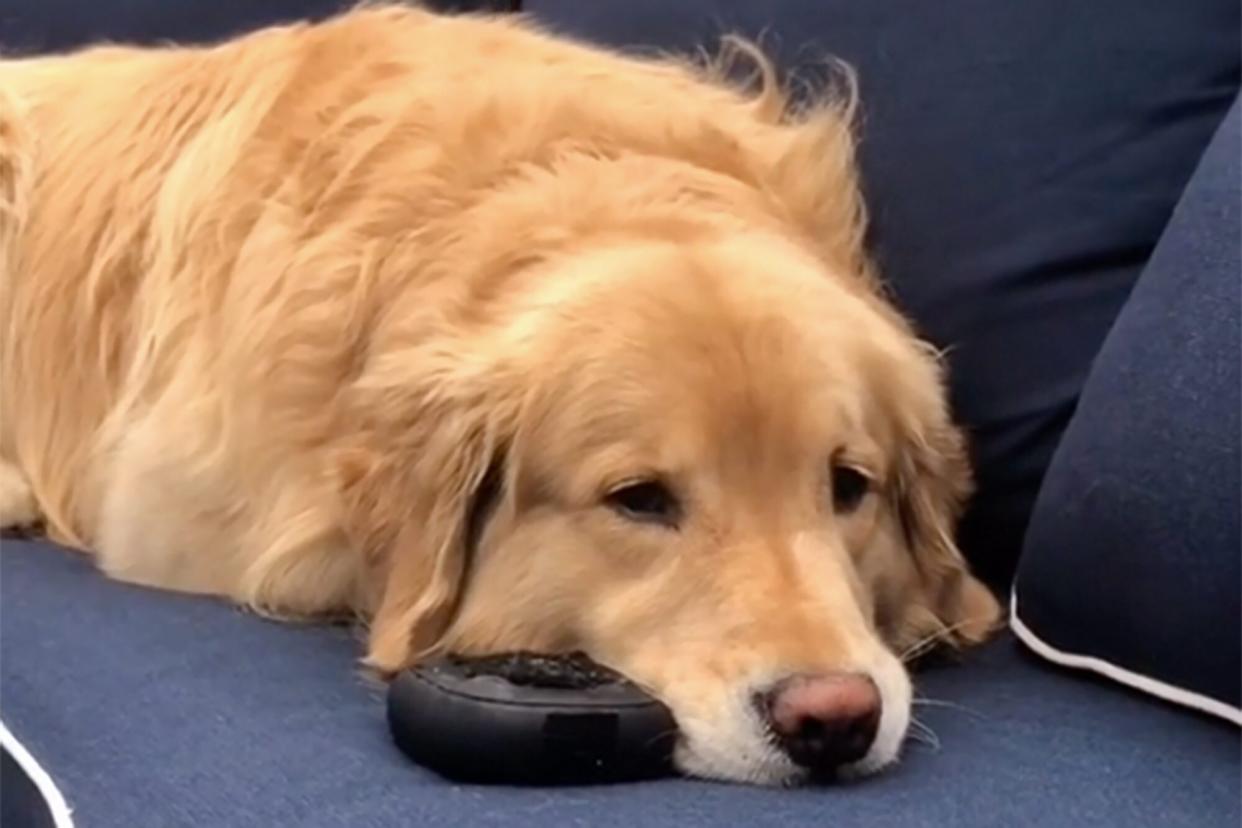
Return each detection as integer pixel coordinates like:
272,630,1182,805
887,351,1002,653
334,350,515,676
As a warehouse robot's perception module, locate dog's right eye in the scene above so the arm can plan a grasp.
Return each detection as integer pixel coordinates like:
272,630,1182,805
831,463,871,514
604,480,681,528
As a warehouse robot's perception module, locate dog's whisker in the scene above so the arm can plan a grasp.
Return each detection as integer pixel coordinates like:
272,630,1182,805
900,627,954,661
899,613,1002,663
911,696,987,720
644,726,681,750
905,717,941,751
900,636,940,664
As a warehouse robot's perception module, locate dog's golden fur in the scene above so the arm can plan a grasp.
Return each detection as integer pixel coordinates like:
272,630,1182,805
0,5,999,784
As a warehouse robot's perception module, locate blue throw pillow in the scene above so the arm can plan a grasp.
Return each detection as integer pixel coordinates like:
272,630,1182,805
524,0,1242,588
1013,97,1241,724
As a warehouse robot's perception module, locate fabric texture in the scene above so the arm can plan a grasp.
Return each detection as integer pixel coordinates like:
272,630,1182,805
1014,96,1241,720
0,0,504,54
0,0,350,54
1,743,60,828
524,0,1242,588
2,540,1239,828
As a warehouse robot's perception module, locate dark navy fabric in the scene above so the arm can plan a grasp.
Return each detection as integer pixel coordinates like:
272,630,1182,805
1015,97,1242,714
2,746,57,828
0,0,352,54
523,0,1242,588
2,540,1239,828
0,0,509,55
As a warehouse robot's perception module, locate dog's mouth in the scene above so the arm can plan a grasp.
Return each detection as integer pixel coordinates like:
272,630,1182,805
663,656,913,786
671,721,891,787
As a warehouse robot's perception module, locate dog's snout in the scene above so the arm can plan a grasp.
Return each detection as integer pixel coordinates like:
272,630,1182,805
756,672,881,771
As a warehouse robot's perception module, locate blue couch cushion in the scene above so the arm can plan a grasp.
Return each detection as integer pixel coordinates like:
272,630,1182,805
524,0,1242,588
1,737,60,828
1013,97,1241,724
2,540,1239,827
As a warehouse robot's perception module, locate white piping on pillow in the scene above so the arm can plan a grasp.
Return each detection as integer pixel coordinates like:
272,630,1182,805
0,719,76,828
1010,592,1242,727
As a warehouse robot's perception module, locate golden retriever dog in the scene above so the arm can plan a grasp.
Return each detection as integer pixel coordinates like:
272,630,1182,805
0,4,1000,785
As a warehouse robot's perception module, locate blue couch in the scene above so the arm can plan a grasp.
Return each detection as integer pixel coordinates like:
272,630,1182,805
2,2,1239,826
2,539,1238,827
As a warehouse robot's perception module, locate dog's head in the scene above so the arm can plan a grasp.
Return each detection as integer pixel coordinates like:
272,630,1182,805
336,233,999,786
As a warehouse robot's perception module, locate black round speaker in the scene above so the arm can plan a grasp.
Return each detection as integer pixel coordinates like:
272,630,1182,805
387,652,678,785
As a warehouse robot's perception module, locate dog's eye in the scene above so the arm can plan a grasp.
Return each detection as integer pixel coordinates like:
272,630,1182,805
605,480,680,527
831,465,870,513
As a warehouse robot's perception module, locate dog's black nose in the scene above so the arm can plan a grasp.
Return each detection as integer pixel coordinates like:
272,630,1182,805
756,672,881,771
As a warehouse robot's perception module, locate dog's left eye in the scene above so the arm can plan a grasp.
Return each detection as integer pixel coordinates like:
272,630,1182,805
831,464,870,513
605,480,681,527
